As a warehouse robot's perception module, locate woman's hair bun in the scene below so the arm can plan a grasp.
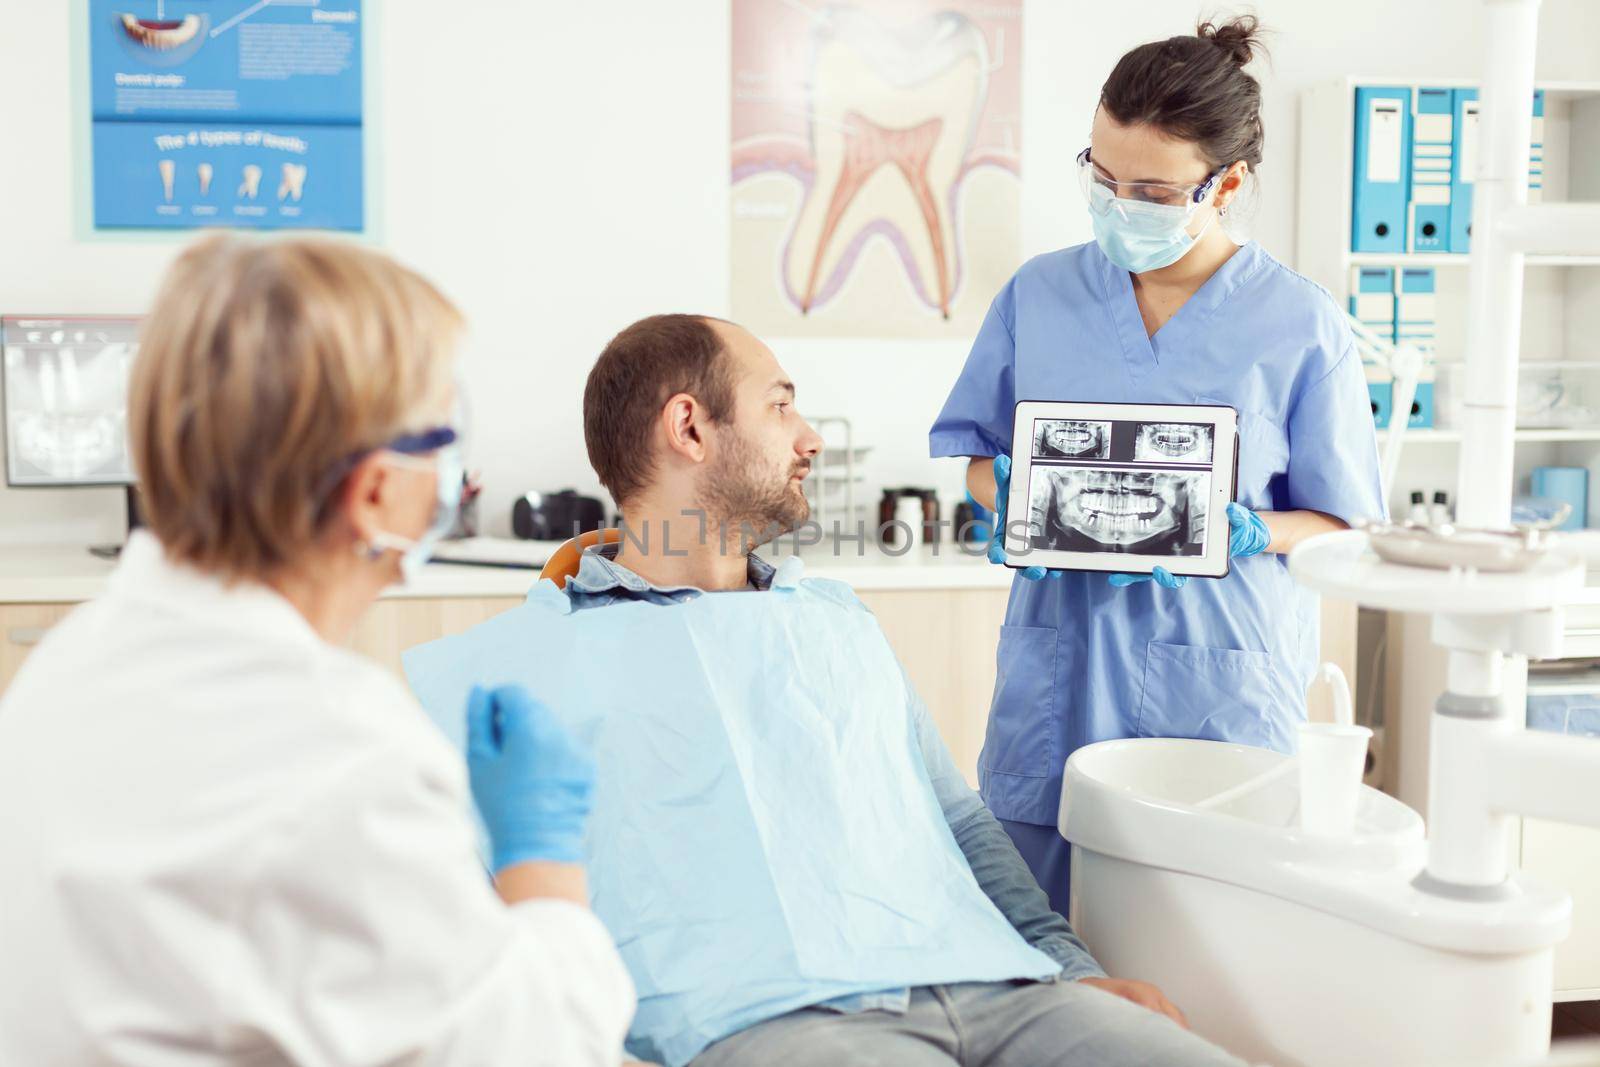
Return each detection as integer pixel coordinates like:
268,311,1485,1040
1198,15,1264,68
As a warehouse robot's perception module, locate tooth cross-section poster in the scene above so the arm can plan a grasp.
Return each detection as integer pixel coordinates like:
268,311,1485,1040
88,0,364,232
731,0,1022,338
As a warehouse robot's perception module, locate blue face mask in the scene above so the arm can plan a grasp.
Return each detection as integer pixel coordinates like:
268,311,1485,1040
1090,196,1218,275
1078,147,1226,274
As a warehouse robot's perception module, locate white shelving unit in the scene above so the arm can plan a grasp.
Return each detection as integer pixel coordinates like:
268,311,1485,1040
1299,76,1600,523
1377,428,1600,444
1301,76,1600,1002
1348,252,1600,267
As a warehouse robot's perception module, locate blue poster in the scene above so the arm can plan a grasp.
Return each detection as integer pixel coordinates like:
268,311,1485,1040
89,0,363,231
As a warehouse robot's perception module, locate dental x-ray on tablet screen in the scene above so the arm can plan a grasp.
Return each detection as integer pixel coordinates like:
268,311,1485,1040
1005,401,1239,579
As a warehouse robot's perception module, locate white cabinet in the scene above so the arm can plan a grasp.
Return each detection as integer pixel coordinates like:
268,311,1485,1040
1,576,1362,795
1524,819,1600,1000
0,603,77,692
858,587,1009,786
0,585,1011,788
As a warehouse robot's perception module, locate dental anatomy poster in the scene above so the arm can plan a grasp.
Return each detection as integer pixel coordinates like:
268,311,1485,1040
731,0,1022,338
89,0,364,231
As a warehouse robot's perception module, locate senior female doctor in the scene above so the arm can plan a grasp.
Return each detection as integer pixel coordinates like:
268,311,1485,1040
0,237,634,1064
930,18,1385,913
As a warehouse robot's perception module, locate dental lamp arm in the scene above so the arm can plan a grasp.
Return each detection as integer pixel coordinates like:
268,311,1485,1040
905,669,1106,980
1346,312,1424,501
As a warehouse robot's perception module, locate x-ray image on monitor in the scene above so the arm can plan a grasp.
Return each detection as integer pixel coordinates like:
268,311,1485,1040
1033,419,1112,460
1026,467,1209,556
3,317,139,487
1132,422,1214,464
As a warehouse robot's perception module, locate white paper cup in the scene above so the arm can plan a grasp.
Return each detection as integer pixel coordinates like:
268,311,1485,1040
1298,722,1374,837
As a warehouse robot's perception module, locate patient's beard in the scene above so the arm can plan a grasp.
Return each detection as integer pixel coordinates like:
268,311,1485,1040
699,427,811,551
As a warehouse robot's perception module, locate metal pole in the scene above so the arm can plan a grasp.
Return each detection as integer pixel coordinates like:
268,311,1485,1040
1455,0,1540,530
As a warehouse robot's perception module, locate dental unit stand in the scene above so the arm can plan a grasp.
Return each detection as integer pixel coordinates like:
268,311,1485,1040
1292,0,1600,1058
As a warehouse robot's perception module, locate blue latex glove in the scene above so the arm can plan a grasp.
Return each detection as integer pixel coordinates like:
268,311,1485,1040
1107,502,1273,589
987,454,1060,582
1107,566,1189,589
1227,501,1271,558
466,684,596,871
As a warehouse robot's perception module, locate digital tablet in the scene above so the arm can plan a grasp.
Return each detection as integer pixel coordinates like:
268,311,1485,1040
1003,400,1240,579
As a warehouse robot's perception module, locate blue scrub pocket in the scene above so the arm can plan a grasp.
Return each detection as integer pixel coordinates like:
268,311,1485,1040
981,625,1058,777
1199,397,1289,509
1135,640,1298,753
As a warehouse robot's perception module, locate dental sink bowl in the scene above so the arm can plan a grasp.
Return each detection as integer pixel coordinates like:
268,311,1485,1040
1060,738,1570,1067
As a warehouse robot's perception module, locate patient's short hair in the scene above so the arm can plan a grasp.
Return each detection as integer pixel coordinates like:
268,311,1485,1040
584,314,736,508
129,234,462,580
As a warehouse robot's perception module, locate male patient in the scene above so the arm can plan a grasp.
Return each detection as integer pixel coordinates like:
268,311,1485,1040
406,315,1245,1067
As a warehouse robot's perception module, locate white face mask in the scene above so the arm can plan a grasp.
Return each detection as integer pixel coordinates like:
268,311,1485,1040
365,438,464,584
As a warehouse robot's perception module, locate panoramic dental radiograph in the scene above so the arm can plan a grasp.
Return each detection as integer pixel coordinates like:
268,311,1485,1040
1028,468,1207,555
1035,419,1110,459
7,337,134,482
1133,422,1213,464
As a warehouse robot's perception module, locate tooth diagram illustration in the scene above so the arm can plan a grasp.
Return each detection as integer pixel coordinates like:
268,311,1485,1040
197,163,213,197
238,165,262,200
784,8,989,319
277,164,307,202
158,159,175,202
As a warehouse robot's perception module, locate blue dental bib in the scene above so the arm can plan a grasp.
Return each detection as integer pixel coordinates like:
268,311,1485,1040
405,564,1057,1066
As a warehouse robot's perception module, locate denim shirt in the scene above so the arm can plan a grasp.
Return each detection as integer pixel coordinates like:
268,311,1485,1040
567,546,1105,1014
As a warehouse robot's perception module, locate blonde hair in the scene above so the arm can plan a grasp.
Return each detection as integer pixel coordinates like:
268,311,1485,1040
129,235,463,580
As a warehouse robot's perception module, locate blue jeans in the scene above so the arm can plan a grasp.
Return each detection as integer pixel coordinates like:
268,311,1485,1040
997,819,1073,919
688,980,1244,1067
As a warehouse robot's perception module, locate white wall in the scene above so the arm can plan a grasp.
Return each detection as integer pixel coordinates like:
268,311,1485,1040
3,0,1598,545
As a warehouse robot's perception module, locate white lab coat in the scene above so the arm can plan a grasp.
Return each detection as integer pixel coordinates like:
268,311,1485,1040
0,533,635,1066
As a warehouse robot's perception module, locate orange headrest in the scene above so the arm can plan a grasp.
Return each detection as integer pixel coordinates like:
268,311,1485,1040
538,527,624,590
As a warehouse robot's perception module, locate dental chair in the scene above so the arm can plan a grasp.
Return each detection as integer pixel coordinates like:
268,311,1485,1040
538,527,623,589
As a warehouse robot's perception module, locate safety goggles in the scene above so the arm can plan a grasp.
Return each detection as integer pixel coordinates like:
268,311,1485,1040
373,386,472,473
376,426,460,469
314,384,470,521
1077,147,1225,216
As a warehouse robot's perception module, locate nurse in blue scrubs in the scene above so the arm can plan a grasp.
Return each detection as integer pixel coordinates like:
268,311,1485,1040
930,17,1385,913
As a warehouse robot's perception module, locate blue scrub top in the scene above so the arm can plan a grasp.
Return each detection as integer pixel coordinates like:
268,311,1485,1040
930,240,1385,826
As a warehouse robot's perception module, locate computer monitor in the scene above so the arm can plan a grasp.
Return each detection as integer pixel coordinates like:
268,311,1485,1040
2,316,139,488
